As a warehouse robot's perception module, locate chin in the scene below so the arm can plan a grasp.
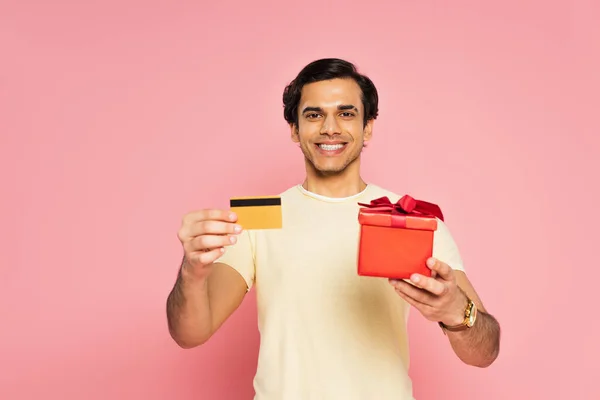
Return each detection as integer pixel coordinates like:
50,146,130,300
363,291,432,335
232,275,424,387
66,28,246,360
313,161,349,175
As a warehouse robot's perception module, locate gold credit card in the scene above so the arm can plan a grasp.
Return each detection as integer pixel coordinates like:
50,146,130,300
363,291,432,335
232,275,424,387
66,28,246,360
230,196,282,230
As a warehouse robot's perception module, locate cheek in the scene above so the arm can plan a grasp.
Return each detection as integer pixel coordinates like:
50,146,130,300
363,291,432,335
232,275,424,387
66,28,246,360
297,126,320,141
343,120,364,133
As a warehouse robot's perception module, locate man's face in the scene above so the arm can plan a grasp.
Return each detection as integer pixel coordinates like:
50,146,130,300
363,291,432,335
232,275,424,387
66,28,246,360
291,78,373,175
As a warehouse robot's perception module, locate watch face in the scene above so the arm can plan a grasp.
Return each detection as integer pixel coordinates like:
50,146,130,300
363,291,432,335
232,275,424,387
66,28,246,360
467,304,477,327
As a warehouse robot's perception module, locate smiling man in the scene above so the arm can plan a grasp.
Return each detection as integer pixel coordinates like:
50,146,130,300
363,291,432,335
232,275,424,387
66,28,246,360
167,58,501,399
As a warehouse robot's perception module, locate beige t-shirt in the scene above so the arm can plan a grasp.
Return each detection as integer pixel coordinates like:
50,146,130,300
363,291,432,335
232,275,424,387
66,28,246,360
218,183,465,400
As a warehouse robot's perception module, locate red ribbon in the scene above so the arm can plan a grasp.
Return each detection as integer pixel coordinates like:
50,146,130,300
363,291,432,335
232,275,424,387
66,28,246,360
358,195,444,222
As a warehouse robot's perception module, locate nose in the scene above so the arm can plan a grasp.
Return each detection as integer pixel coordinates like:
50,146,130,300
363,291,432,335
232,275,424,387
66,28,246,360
320,114,341,135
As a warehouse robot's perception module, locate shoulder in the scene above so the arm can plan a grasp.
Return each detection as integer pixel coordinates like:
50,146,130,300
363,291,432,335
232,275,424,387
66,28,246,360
278,185,300,198
364,183,403,201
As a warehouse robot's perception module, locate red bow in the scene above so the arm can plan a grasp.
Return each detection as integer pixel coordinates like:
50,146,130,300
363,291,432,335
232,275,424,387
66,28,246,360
358,195,444,221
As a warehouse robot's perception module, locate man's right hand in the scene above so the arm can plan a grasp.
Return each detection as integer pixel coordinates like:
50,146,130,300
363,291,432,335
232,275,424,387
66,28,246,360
177,209,242,280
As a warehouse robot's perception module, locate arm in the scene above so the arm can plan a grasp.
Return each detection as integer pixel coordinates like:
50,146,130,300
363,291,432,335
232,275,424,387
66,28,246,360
167,208,253,349
167,259,248,348
442,270,500,367
390,258,501,368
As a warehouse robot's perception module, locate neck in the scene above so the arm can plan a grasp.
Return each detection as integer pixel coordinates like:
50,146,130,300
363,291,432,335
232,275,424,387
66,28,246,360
302,159,367,198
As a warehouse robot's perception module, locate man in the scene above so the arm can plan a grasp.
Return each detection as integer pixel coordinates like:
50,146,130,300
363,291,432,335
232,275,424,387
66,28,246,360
166,58,500,399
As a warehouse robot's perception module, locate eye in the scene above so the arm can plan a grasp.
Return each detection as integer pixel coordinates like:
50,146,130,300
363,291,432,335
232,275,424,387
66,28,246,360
305,113,321,119
340,112,355,118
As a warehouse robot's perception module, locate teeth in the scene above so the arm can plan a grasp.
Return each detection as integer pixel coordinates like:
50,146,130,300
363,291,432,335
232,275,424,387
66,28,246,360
319,144,344,151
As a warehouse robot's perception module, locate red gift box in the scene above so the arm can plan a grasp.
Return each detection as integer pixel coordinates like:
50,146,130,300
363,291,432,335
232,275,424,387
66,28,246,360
357,195,444,280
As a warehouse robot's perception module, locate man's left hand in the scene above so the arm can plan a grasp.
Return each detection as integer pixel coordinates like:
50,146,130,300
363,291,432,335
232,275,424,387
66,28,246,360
389,257,468,326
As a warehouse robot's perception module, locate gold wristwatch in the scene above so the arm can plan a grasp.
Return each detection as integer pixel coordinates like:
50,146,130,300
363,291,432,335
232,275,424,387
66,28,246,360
439,295,477,334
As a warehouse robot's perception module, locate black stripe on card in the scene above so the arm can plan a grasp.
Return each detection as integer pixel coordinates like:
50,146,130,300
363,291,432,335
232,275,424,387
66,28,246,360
230,197,281,207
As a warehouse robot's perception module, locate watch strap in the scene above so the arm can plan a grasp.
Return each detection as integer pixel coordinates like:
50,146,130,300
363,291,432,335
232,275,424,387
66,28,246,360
439,296,476,334
438,320,470,332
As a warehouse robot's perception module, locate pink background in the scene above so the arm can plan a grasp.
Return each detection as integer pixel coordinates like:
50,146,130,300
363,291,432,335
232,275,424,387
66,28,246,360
1,1,598,399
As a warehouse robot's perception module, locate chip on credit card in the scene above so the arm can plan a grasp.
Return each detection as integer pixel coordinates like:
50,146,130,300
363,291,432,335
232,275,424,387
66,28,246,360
229,196,282,230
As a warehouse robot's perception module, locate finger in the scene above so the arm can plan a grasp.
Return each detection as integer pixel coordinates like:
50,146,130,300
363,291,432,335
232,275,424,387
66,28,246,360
395,288,434,313
188,247,226,266
426,258,454,282
190,220,242,238
186,234,237,253
409,273,448,296
391,280,433,305
183,209,238,225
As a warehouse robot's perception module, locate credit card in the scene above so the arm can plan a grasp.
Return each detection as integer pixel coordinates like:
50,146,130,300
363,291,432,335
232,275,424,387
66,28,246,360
230,196,282,230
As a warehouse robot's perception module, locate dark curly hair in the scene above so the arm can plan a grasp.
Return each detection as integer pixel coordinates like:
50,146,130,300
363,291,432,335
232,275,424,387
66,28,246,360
282,58,379,128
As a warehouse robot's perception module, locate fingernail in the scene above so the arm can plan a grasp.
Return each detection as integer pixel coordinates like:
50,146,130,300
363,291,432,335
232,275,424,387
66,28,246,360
230,236,237,244
229,213,237,221
427,258,436,268
234,225,242,233
411,274,420,283
389,279,398,285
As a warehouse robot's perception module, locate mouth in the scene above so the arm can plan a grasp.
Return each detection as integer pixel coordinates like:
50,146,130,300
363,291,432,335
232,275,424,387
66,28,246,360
315,142,348,155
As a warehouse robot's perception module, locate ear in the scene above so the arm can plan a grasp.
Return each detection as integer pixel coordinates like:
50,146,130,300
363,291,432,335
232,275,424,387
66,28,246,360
363,119,374,143
290,123,300,143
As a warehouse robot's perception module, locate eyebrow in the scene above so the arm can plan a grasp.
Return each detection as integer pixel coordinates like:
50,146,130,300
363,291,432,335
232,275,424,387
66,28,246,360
301,104,359,113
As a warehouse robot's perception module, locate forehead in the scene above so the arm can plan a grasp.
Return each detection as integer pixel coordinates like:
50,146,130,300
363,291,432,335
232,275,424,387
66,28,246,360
299,78,363,110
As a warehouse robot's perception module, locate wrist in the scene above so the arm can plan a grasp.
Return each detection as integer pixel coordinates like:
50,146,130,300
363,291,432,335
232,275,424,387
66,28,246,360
180,261,209,288
443,313,465,327
439,290,478,334
442,290,469,326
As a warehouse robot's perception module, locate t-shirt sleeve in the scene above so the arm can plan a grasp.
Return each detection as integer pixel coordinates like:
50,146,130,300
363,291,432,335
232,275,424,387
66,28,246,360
432,219,466,273
216,229,256,291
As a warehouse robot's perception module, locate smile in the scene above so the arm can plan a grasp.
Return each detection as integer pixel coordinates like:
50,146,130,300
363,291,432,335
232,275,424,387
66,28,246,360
318,143,345,151
314,142,348,156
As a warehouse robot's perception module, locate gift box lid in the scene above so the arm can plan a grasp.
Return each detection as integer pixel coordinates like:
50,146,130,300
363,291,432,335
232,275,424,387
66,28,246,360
357,195,443,231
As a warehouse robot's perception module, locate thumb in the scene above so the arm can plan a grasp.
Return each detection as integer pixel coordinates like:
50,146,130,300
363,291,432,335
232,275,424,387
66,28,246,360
427,257,453,281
